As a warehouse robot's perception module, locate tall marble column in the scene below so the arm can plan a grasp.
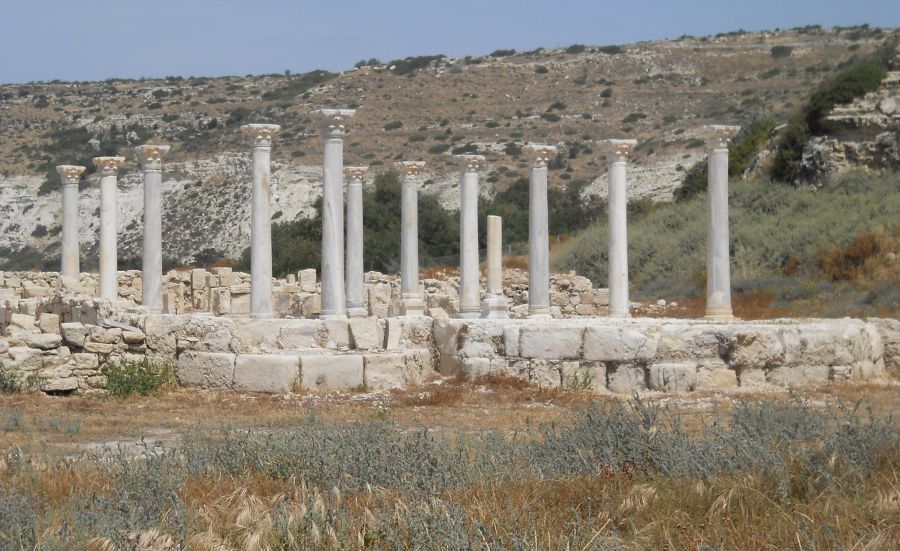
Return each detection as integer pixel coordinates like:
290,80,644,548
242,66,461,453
134,144,170,314
705,125,741,320
456,154,484,318
56,165,86,280
481,214,508,319
599,139,637,318
524,145,556,319
240,123,281,318
312,109,356,320
92,156,125,300
344,166,368,318
397,161,426,316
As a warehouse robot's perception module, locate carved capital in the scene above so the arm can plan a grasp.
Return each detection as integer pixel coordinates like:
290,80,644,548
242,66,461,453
344,166,368,182
456,154,485,172
92,156,126,177
133,144,171,171
395,161,426,177
240,123,281,148
703,125,741,152
597,139,638,162
523,144,557,168
310,108,357,137
56,165,85,185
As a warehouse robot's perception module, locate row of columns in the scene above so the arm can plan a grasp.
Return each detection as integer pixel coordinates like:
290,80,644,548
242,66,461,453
55,120,739,322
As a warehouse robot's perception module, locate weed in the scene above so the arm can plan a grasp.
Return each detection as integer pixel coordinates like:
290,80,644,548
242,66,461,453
102,358,173,398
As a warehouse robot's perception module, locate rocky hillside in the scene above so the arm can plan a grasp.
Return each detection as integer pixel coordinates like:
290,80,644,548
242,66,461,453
0,25,893,267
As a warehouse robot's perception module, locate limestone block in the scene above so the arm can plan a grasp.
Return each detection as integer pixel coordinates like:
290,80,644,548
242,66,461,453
7,347,41,371
403,348,434,384
456,321,505,359
122,330,146,344
427,307,449,319
767,364,830,388
529,360,561,388
73,353,99,371
461,357,492,377
211,288,232,315
868,318,900,372
431,318,461,356
22,285,51,298
233,354,300,394
399,316,434,348
349,318,384,350
560,361,606,391
648,363,697,392
519,325,584,360
300,355,364,391
0,340,8,354
41,377,78,393
503,325,520,357
737,368,768,388
191,269,208,289
10,313,36,331
438,353,463,376
367,283,391,317
299,269,317,292
607,365,646,394
89,326,123,344
831,365,854,382
25,333,62,350
87,375,107,388
233,319,301,353
797,325,854,367
364,353,408,390
574,304,595,316
730,330,784,370
84,341,115,354
583,327,657,363
853,323,884,363
231,292,251,315
278,323,321,349
323,319,350,348
385,318,402,350
176,351,235,389
38,313,60,334
696,359,738,389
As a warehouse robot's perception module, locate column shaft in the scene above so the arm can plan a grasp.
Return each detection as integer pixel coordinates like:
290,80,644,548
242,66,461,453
607,158,630,318
98,173,118,299
321,136,346,318
250,145,273,317
60,181,80,279
481,214,508,319
528,165,551,317
345,170,366,317
706,147,733,318
142,168,163,313
400,173,423,314
458,168,480,318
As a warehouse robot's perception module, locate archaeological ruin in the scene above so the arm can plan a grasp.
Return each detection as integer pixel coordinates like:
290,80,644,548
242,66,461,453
1,110,897,395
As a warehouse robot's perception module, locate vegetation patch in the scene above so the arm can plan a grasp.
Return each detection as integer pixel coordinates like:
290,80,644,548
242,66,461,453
102,358,173,398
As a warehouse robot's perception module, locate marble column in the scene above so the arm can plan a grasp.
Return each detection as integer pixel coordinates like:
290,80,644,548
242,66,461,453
705,125,741,320
240,123,281,318
456,154,485,318
481,214,508,319
134,144,170,314
524,145,556,319
312,109,356,320
92,156,125,300
56,165,86,280
344,166,368,318
599,139,637,318
397,161,426,316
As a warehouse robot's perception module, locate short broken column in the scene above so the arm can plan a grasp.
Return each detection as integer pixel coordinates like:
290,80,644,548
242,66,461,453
134,144,171,314
456,154,485,318
524,145,556,319
92,156,125,300
705,125,741,320
312,109,356,320
397,161,426,316
56,164,86,280
481,215,508,319
599,139,637,318
344,166,368,318
240,123,281,318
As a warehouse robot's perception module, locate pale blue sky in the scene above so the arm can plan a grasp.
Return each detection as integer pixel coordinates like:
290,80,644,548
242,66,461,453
0,0,897,84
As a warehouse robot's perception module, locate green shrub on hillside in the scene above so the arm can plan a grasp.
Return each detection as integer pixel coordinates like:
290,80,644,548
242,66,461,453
261,69,334,101
103,358,172,398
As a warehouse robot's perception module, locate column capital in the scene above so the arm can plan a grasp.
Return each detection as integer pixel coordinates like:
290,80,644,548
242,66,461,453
455,154,485,172
92,156,126,177
703,125,741,152
598,139,638,161
310,108,356,137
344,166,368,182
240,123,281,148
56,165,86,184
395,160,426,177
133,144,171,171
523,144,557,168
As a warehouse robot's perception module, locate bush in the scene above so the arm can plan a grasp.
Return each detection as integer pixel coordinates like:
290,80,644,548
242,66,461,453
597,45,624,55
490,49,516,57
387,54,445,76
383,120,403,131
534,65,548,74
565,44,587,54
0,365,23,393
622,112,647,124
103,358,172,398
540,112,561,122
261,69,334,101
770,45,794,58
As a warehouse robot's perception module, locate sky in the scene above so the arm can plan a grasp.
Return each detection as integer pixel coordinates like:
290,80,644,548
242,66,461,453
0,0,898,84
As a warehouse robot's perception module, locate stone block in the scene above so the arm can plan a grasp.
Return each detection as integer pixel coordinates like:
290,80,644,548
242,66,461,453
607,365,646,394
7,347,41,371
278,322,321,349
191,269,207,289
583,327,657,363
0,340,8,354
234,319,300,353
403,348,434,384
25,333,62,350
737,368,768,388
730,330,784,370
122,330,146,344
231,293,251,315
10,313,36,331
696,367,738,390
323,319,350,348
560,361,606,391
648,363,697,392
38,313,60,334
364,353,407,390
529,360,562,388
73,353,99,371
211,288,231,315
519,325,584,360
503,325,520,357
41,377,78,393
84,341,115,354
349,318,383,350
89,326,123,344
385,318,402,350
176,351,235,389
299,269,317,290
233,354,300,394
767,364,830,388
461,357,492,377
300,355,364,391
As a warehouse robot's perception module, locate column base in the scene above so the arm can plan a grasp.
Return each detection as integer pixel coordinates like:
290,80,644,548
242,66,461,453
608,311,631,319
250,312,273,319
704,308,734,321
481,295,508,319
456,308,481,319
321,313,348,320
528,306,551,320
346,305,368,318
401,296,426,317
